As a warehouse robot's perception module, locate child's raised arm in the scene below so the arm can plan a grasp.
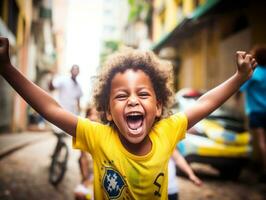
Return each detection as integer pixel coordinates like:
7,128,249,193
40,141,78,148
0,37,78,137
185,51,257,129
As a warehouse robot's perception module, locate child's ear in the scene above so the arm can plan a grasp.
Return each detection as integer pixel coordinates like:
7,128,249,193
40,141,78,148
156,101,162,117
106,110,113,121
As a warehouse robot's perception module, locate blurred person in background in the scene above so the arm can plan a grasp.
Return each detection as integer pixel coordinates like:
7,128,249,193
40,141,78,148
239,45,266,182
74,104,99,200
49,64,83,116
168,149,202,200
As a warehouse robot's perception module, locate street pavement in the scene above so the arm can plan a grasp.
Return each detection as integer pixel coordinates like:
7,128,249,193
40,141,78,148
0,131,81,200
0,131,50,159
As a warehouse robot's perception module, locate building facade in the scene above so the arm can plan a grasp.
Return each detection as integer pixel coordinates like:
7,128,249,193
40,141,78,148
0,0,56,132
151,0,266,93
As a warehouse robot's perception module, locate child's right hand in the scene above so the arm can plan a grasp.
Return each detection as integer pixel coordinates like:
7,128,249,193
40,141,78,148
0,37,11,74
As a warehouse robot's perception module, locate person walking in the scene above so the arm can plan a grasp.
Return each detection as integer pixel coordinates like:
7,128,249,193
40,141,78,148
49,64,83,116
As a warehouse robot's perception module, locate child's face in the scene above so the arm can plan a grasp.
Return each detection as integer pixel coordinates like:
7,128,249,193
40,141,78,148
107,69,162,144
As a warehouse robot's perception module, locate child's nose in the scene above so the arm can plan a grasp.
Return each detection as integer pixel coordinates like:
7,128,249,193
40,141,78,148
128,96,139,106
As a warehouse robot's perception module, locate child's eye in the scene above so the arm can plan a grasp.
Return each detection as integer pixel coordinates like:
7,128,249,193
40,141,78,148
115,94,128,100
139,92,149,98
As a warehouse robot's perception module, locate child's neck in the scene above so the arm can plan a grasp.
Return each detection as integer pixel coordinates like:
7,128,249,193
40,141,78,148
118,134,152,156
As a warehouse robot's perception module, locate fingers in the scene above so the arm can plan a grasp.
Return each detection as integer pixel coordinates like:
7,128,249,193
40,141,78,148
244,54,257,71
236,51,249,67
236,51,246,62
190,175,203,186
236,51,246,57
193,178,202,186
236,50,257,71
236,51,254,61
244,54,253,62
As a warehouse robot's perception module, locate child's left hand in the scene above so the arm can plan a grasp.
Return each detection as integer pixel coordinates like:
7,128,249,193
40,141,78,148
236,51,257,80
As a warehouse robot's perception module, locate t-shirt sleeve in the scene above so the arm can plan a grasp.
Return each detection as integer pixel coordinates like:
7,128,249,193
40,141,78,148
72,117,101,155
155,112,188,152
168,112,188,143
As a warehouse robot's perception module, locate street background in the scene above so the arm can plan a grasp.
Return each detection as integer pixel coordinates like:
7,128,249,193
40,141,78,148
1,0,266,199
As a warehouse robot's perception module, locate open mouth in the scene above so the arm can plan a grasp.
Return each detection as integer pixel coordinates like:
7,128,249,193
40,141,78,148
126,112,144,131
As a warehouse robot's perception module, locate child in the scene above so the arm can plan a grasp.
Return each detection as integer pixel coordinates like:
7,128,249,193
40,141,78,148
75,105,99,200
0,37,257,199
168,149,202,200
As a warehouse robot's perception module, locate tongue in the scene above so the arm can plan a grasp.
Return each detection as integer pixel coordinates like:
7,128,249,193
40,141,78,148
127,119,142,130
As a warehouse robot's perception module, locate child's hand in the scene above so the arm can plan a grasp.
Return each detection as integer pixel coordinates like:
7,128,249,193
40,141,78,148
189,174,203,187
0,37,11,74
236,51,257,80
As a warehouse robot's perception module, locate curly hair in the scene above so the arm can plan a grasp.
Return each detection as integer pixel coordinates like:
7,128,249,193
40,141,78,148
251,44,266,66
93,48,174,124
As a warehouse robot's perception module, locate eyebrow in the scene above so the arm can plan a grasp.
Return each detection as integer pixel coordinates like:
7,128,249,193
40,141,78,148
113,85,151,92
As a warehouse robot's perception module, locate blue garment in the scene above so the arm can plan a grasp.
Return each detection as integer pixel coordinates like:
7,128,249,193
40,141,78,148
249,112,266,129
240,65,266,115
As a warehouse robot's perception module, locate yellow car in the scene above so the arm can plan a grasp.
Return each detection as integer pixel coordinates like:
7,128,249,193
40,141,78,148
174,89,252,179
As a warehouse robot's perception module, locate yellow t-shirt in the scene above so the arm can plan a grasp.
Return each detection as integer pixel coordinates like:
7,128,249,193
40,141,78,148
73,112,187,200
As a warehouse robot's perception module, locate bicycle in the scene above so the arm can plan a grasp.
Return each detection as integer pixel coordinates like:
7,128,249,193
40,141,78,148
49,131,69,186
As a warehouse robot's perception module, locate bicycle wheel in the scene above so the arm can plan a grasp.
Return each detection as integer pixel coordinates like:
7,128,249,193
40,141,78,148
49,142,69,185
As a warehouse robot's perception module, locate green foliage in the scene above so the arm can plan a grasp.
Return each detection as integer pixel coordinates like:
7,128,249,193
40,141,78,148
127,0,150,22
104,40,120,51
100,40,121,65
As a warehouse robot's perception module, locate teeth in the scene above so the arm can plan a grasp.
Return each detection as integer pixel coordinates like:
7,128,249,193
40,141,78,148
127,112,142,116
130,125,143,135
